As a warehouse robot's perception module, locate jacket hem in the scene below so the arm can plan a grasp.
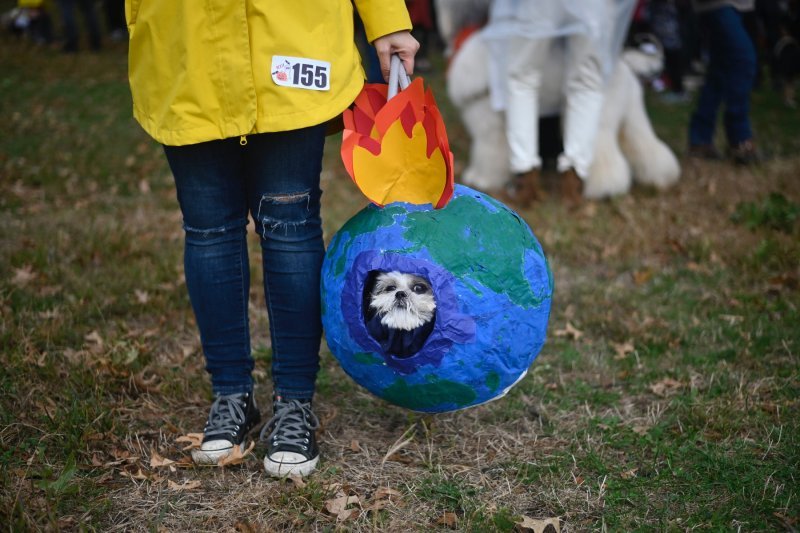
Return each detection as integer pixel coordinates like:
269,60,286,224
134,74,365,146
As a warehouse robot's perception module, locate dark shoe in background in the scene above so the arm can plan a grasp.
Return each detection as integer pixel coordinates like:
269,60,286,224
512,168,543,208
560,168,584,209
728,139,762,166
688,143,723,160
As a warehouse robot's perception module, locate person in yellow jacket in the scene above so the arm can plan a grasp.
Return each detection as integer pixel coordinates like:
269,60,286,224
126,0,419,477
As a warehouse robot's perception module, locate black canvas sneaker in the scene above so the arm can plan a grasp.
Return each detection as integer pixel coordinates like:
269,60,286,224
191,392,261,465
260,396,320,477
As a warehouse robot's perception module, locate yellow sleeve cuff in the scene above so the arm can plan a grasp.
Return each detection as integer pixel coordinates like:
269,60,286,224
354,0,413,43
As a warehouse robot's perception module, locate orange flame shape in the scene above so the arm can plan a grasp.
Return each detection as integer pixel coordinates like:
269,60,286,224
341,78,454,209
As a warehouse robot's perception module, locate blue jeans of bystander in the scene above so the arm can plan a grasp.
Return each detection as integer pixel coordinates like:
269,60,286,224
689,6,757,147
57,0,101,51
163,125,327,400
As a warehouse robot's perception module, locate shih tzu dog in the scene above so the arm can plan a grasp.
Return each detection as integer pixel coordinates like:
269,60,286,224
365,271,436,358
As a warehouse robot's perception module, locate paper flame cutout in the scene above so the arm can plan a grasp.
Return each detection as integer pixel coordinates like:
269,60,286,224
341,78,454,209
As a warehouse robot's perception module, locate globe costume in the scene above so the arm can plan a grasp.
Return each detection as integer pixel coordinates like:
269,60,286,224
323,69,553,412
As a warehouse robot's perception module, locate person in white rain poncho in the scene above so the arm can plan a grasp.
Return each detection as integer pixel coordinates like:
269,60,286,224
482,0,636,206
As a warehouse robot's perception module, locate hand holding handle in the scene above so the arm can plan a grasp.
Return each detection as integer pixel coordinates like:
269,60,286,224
387,54,412,101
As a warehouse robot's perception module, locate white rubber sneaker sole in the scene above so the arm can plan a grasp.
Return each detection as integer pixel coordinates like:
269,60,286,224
263,451,319,477
191,440,243,465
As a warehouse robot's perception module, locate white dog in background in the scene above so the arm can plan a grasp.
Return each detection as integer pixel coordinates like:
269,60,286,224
437,0,681,199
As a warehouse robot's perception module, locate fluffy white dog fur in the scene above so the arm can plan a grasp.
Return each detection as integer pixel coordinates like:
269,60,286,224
441,6,681,199
369,272,437,331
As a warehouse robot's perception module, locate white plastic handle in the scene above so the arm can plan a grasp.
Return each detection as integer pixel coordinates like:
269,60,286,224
387,54,411,101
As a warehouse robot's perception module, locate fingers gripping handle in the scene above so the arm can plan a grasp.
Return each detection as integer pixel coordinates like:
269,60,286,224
387,54,411,101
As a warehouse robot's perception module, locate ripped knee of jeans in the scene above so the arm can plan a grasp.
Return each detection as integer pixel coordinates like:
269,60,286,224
183,219,247,245
255,189,321,240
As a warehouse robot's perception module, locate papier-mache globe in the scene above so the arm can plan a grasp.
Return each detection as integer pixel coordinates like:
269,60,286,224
322,63,552,412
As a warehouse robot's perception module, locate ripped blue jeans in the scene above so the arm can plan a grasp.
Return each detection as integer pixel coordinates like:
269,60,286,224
163,125,326,399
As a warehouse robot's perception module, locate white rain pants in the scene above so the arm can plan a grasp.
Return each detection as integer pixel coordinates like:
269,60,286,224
506,33,606,177
482,0,633,178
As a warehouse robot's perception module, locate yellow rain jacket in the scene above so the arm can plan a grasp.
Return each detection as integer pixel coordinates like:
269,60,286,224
126,1,412,146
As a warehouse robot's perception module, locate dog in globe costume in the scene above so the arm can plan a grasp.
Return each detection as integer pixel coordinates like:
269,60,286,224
321,57,553,413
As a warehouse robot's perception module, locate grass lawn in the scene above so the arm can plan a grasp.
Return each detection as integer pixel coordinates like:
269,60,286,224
1,25,799,532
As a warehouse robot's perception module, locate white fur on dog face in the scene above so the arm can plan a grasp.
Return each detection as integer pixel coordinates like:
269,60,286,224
369,271,436,331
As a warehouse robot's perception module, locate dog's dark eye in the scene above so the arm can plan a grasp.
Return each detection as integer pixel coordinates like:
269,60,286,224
384,285,396,292
412,283,429,294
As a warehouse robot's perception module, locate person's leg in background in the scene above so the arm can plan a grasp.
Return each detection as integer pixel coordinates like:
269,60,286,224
505,35,549,206
741,8,763,89
718,8,758,159
163,139,261,464
664,46,688,95
244,125,327,477
57,0,79,52
690,6,758,162
406,0,435,71
560,30,608,206
104,0,127,41
651,0,689,100
75,0,101,50
688,10,728,157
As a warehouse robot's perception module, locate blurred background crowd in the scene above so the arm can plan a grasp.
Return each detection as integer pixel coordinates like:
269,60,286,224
3,0,797,111
4,0,797,106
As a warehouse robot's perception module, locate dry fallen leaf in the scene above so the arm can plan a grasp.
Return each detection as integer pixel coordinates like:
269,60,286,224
217,440,255,467
323,482,342,493
436,512,458,528
649,377,683,397
363,487,403,512
363,499,391,513
383,453,414,464
612,340,635,360
176,433,203,451
620,468,638,479
84,330,104,351
516,515,560,533
325,494,360,521
234,520,259,533
11,265,37,287
349,439,361,453
133,372,161,393
633,269,653,286
168,479,202,491
287,474,306,489
38,308,61,320
134,289,150,304
338,509,359,521
180,343,197,360
120,468,149,481
110,447,137,462
325,494,358,514
149,450,176,468
554,322,583,341
373,487,402,500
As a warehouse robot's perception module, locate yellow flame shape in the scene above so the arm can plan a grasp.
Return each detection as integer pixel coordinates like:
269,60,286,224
352,120,447,207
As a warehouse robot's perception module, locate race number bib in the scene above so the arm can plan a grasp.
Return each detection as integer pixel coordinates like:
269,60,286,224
271,56,330,91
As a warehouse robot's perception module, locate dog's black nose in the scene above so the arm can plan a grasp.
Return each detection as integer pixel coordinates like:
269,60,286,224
395,291,406,300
